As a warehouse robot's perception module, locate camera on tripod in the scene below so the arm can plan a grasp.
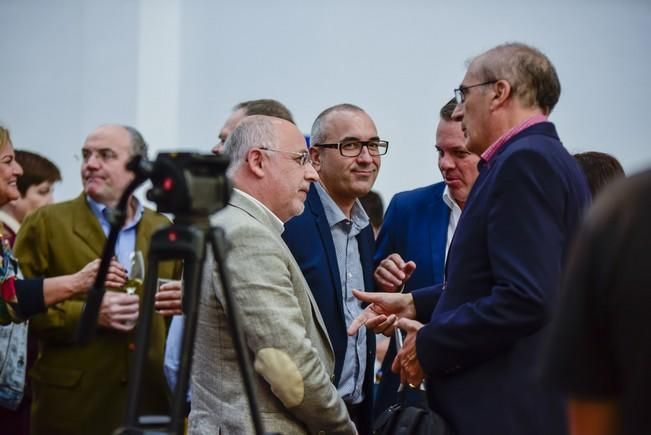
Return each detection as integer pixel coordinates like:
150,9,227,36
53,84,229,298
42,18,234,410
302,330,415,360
77,151,268,435
80,151,270,435
119,152,236,435
128,152,231,218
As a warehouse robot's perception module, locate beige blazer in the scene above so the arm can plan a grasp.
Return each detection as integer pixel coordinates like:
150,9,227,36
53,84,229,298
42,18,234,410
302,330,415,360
189,190,355,435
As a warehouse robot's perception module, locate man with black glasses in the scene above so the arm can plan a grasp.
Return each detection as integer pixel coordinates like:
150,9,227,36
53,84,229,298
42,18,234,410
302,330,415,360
283,103,387,434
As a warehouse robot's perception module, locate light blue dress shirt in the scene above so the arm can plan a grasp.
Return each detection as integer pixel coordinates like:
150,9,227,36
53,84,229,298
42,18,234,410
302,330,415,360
86,195,144,273
164,315,190,400
315,182,369,405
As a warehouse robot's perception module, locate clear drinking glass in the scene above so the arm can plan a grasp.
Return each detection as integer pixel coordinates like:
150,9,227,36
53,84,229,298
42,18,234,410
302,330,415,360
125,251,145,295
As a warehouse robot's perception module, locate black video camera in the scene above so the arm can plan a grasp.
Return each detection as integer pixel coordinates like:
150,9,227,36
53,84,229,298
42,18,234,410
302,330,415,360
127,152,231,217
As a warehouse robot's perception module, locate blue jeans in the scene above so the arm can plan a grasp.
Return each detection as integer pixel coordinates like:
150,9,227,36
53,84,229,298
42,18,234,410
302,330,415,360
0,321,28,410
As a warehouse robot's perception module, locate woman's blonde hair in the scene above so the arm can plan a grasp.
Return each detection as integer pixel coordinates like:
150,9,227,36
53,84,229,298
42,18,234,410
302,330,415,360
0,126,11,151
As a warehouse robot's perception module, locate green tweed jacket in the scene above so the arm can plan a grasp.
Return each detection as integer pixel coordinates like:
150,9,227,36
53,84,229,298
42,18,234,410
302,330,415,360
14,194,178,435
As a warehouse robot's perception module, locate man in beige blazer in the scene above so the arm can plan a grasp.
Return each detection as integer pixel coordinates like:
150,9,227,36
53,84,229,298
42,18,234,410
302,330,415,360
189,115,356,434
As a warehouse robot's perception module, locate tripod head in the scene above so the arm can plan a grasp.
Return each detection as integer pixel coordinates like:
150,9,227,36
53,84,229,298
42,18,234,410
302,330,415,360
128,152,231,218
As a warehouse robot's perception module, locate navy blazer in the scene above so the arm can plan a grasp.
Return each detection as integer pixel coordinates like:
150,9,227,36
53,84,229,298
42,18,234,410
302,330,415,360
283,184,376,434
372,181,450,416
412,122,591,435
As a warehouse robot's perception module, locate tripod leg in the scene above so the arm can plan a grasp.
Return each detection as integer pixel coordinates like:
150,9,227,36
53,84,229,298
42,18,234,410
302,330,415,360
119,224,205,435
123,251,164,428
169,239,205,434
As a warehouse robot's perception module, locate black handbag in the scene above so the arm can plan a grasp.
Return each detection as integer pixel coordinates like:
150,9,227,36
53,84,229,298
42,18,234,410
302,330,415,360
372,330,455,435
372,384,454,435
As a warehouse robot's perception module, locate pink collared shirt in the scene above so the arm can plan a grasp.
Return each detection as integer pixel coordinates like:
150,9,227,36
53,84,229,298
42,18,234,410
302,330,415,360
481,114,549,162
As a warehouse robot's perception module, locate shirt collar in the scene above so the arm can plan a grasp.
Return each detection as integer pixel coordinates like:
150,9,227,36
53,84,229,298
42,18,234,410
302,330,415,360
441,185,462,212
86,195,144,229
314,182,370,231
233,188,284,233
481,114,548,162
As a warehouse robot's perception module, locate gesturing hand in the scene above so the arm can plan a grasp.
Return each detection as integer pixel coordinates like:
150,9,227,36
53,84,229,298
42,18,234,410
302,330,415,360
374,253,416,292
347,290,416,337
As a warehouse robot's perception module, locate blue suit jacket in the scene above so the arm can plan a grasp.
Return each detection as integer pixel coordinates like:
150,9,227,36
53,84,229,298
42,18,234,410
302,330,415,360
372,181,450,416
283,184,376,434
412,122,591,435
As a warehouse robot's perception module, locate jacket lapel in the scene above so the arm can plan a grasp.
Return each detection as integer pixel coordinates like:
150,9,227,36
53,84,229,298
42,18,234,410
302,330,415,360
307,186,346,325
230,190,336,354
429,187,450,285
135,209,158,267
356,226,375,291
228,190,282,234
71,194,106,258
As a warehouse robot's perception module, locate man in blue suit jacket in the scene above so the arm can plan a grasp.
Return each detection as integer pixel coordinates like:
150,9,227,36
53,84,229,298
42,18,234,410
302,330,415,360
372,98,479,417
349,43,591,435
284,103,387,434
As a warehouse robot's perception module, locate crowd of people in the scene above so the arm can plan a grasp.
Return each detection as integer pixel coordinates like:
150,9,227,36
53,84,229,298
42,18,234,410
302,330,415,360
1,41,648,435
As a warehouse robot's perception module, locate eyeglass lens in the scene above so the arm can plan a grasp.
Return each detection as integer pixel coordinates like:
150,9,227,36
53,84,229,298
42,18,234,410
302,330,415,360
340,141,387,157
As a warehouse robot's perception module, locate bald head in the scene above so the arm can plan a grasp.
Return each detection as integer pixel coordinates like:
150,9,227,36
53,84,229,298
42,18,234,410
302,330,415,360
223,115,277,176
87,124,148,158
309,103,369,146
451,43,562,155
81,124,146,207
471,43,561,114
224,115,318,222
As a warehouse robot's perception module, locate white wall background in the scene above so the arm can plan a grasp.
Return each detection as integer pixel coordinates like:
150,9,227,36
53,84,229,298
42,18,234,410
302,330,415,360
1,0,650,207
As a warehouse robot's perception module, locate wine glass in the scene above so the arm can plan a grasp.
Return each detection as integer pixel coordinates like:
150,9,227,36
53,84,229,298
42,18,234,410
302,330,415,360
125,251,145,295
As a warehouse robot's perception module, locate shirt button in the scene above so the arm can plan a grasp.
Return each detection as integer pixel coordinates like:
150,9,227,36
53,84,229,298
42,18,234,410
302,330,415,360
347,273,352,278
128,342,136,351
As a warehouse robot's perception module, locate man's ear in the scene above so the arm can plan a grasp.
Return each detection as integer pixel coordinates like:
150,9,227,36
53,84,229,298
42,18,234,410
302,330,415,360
309,147,321,171
490,79,511,110
246,148,265,178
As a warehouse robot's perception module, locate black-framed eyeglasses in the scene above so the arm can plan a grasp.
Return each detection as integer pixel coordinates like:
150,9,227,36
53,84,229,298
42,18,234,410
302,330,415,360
312,140,389,157
454,80,500,104
259,147,312,166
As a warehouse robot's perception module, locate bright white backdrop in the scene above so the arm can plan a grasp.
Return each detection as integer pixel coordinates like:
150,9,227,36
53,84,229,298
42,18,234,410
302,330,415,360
1,0,650,207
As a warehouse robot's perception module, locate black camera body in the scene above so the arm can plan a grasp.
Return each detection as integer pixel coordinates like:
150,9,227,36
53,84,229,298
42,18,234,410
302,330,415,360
128,152,231,217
